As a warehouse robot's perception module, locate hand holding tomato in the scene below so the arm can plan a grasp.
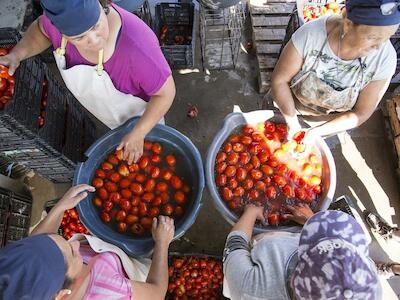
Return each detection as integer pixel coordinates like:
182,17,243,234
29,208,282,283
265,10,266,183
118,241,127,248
286,119,302,141
0,52,20,77
152,215,175,246
54,184,95,213
117,130,145,165
282,203,314,225
244,205,265,222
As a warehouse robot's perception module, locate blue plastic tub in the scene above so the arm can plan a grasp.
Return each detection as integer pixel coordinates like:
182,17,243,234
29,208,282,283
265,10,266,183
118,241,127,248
205,110,336,234
74,117,204,257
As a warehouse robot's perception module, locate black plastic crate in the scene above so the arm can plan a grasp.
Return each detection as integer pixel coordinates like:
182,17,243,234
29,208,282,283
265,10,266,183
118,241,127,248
0,187,32,247
63,95,84,163
155,3,196,69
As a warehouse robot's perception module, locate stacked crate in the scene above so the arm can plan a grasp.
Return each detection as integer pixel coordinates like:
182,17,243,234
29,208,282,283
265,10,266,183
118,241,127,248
0,28,97,183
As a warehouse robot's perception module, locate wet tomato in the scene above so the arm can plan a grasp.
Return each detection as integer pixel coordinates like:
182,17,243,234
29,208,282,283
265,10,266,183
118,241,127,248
150,166,160,179
128,163,139,173
242,124,254,135
93,197,102,207
174,191,186,205
115,149,124,160
156,181,168,192
152,143,162,154
98,188,109,200
160,192,169,203
109,172,121,183
242,178,254,190
151,196,162,206
101,162,113,171
174,206,184,217
162,203,174,216
261,165,273,176
216,152,227,163
223,142,232,153
295,188,307,201
255,180,266,191
265,186,277,199
232,142,244,152
131,223,145,235
120,199,132,211
95,169,106,179
139,156,150,169
116,210,127,222
248,189,259,200
275,164,288,175
144,140,153,150
135,174,146,183
92,178,103,188
142,192,155,203
130,183,144,195
250,169,263,180
239,152,251,165
248,143,261,155
228,178,238,189
161,169,173,181
118,164,129,177
117,222,127,233
233,186,245,197
166,154,176,167
109,192,121,204
221,187,233,201
139,202,148,216
258,151,269,163
119,178,131,189
251,156,261,169
215,162,227,174
216,174,227,187
101,211,111,222
149,207,160,218
282,185,294,198
126,214,139,225
236,168,247,182
224,166,236,177
272,175,286,187
268,212,280,226
227,152,239,165
105,181,118,193
151,154,161,164
264,121,276,133
103,201,113,212
107,154,119,165
171,176,183,189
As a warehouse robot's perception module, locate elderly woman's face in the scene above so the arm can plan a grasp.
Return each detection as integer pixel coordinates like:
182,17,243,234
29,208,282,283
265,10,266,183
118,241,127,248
345,20,399,56
66,7,110,52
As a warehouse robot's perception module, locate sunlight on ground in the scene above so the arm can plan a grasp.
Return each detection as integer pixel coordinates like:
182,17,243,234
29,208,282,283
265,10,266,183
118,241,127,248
339,133,400,299
177,68,200,75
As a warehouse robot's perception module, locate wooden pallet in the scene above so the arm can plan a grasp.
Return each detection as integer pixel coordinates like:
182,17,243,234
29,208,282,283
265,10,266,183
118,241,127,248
249,0,296,93
386,96,400,167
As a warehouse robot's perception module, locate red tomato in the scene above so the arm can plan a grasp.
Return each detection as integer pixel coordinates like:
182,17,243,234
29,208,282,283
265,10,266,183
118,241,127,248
101,162,113,171
293,131,305,143
98,188,109,200
264,121,276,133
161,169,173,181
135,174,146,183
117,222,127,233
152,143,162,154
233,186,245,197
128,163,139,173
130,183,144,195
239,152,251,165
282,185,294,198
313,185,322,194
166,154,176,167
95,169,106,179
103,201,113,212
139,202,148,216
160,192,169,203
118,164,129,177
228,200,237,210
119,178,131,189
227,152,239,165
250,169,263,180
276,123,288,137
261,165,273,176
104,181,118,192
242,178,254,190
174,206,184,217
120,199,132,211
171,176,183,189
275,164,288,175
109,192,121,204
151,196,162,206
258,151,269,163
268,212,280,226
144,140,153,150
100,211,111,222
130,206,139,215
131,196,140,206
107,154,119,165
138,156,150,169
249,143,261,155
228,178,238,189
215,162,227,174
121,189,132,199
216,174,227,187
162,203,174,216
109,172,121,183
223,142,232,153
265,186,277,199
232,142,244,152
228,134,240,143
251,156,261,169
224,165,236,177
272,175,286,187
92,178,103,188
221,187,233,201
150,166,160,179
240,136,252,145
216,152,227,163
144,179,155,192
131,223,145,235
242,124,254,135
268,158,279,168
295,188,307,201
149,207,160,218
142,192,155,202
126,214,139,225
92,197,102,207
0,78,7,92
174,191,186,204
116,210,127,222
235,168,247,182
156,181,169,192
255,180,266,191
151,154,161,164
248,189,259,200
252,132,263,142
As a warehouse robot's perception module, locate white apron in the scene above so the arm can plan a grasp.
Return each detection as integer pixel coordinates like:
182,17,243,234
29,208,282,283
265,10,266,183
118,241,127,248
54,37,148,129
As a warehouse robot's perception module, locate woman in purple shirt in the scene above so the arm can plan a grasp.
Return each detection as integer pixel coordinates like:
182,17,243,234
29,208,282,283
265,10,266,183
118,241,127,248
0,0,175,164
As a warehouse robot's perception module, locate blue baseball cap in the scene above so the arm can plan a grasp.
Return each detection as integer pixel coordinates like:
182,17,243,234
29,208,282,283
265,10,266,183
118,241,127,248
41,0,101,36
346,0,400,26
292,211,380,300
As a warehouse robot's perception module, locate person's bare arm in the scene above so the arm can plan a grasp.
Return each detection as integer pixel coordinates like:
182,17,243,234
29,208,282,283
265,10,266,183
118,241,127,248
131,216,175,300
308,78,391,137
117,75,176,164
271,41,304,137
231,206,265,239
0,17,51,75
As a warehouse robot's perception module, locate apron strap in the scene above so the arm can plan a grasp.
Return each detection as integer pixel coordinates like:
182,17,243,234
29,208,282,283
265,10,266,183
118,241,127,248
55,36,104,76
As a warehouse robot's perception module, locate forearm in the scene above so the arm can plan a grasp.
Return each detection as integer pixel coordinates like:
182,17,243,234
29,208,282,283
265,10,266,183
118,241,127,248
231,210,258,239
146,241,169,294
312,111,368,137
11,18,51,61
271,80,298,125
31,205,64,235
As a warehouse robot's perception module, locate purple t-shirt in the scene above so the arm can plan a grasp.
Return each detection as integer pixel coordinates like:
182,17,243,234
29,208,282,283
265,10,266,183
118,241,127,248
41,4,171,101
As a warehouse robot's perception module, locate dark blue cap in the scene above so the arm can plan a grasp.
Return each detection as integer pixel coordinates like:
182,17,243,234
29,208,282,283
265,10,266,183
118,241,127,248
41,0,101,36
0,234,66,300
346,0,400,26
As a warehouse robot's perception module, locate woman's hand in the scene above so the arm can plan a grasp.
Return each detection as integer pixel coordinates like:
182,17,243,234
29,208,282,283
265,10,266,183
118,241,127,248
54,184,95,213
152,216,175,246
283,203,314,225
287,118,302,140
117,130,145,165
244,205,265,222
0,52,21,76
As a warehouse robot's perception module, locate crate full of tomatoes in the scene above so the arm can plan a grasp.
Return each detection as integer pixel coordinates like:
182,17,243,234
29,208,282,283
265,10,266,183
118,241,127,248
214,120,323,226
91,140,192,236
297,0,343,24
167,254,225,300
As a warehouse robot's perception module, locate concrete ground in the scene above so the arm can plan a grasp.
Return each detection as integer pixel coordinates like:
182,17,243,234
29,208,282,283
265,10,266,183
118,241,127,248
3,2,400,299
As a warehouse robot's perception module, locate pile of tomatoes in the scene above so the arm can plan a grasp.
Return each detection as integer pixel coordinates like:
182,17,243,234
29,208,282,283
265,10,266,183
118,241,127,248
167,256,223,300
60,208,89,240
38,79,48,128
0,47,15,111
92,141,191,236
215,121,323,226
303,2,341,23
